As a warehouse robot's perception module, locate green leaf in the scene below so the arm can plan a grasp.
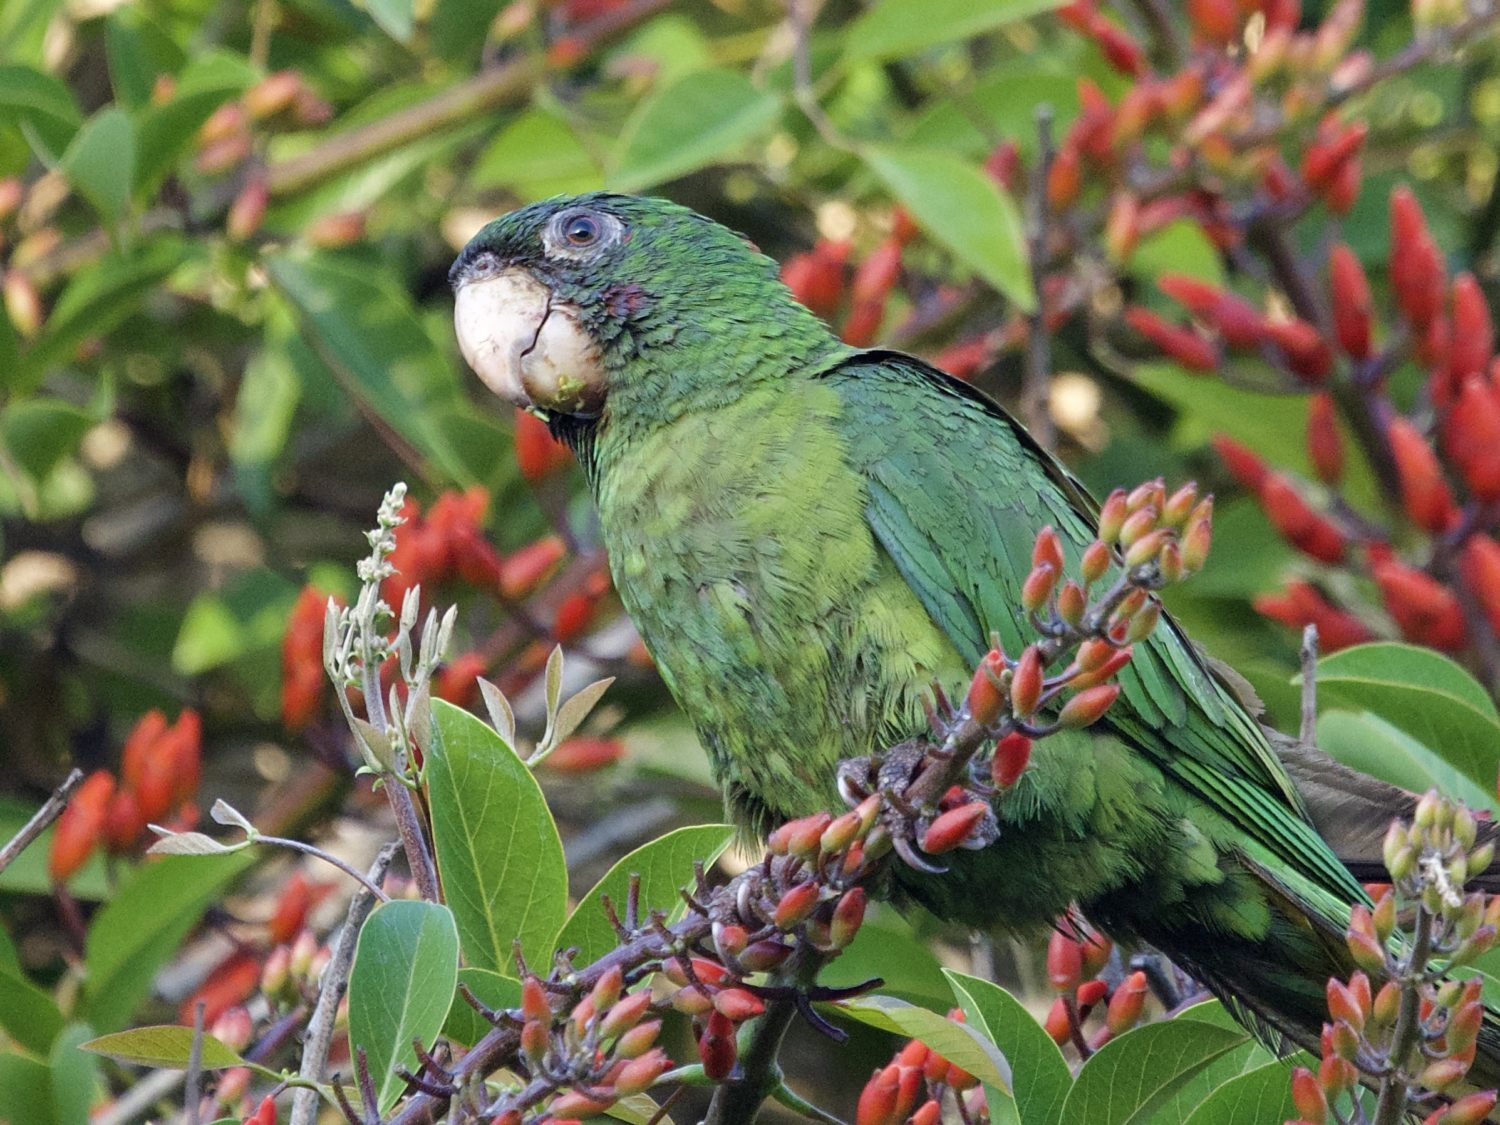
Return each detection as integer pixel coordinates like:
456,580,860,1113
134,87,239,195
360,0,415,42
1132,221,1225,286
0,64,81,157
425,700,567,973
229,339,302,514
836,994,1013,1093
1057,1019,1248,1125
556,824,734,964
611,69,782,192
84,852,255,1032
1316,710,1498,818
1179,1059,1297,1125
864,146,1033,310
1142,1001,1280,1123
172,570,298,676
80,1024,246,1070
0,1052,55,1125
844,0,1065,61
60,107,135,222
443,967,522,1047
347,900,460,1113
944,970,1071,1125
0,962,65,1055
50,1024,98,1125
15,236,190,393
1309,642,1500,799
470,109,602,200
104,8,185,108
266,250,474,483
0,398,94,482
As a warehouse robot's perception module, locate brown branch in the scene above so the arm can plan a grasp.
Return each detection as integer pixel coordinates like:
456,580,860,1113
1024,106,1057,452
0,768,83,876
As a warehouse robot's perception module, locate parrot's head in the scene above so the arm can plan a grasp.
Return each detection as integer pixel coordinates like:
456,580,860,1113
449,192,832,421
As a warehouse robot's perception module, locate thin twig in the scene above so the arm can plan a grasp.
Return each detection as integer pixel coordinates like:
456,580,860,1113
1299,624,1320,747
1024,106,1057,451
0,768,83,876
184,1001,206,1125
1371,905,1434,1125
787,0,853,153
289,842,400,1125
381,781,440,902
257,835,392,901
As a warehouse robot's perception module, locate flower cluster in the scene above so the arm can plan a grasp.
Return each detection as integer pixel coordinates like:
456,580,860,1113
855,1011,984,1125
1291,791,1499,1123
1041,920,1151,1054
1188,184,1500,663
48,708,202,882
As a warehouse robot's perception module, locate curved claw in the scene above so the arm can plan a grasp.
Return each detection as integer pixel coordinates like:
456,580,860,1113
893,833,948,875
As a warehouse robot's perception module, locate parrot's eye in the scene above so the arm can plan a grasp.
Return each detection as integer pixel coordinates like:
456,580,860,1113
564,215,599,246
544,208,623,259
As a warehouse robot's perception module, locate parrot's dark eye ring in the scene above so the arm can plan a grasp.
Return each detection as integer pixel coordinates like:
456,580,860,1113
544,209,622,259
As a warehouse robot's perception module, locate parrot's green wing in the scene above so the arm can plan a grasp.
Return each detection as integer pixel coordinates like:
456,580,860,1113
824,350,1367,908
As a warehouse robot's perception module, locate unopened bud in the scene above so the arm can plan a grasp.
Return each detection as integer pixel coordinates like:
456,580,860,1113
1011,647,1044,717
616,1018,662,1058
1022,564,1057,613
1106,970,1149,1034
1098,490,1129,543
614,1048,672,1095
699,1010,737,1080
1081,540,1112,584
773,881,821,928
714,987,765,1023
1057,581,1085,626
991,732,1032,788
1047,931,1083,993
1119,507,1158,548
921,801,989,855
831,887,867,948
1058,684,1120,728
600,990,652,1040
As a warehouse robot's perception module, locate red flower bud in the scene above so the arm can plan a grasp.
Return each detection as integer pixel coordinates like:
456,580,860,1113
1097,489,1129,542
1370,558,1466,651
856,1064,901,1125
1123,307,1219,372
499,536,567,600
1461,534,1500,635
773,881,821,928
50,769,115,882
966,648,1007,726
614,1048,672,1095
1326,978,1365,1032
522,976,550,1023
911,1101,941,1125
1445,378,1500,499
1043,998,1072,1044
1156,275,1265,348
831,887,867,948
921,801,989,855
1303,121,1367,193
1264,318,1332,382
1290,1067,1326,1124
1212,434,1269,494
542,737,626,774
699,1010,737,1080
852,240,903,307
1388,415,1458,532
1011,646,1044,716
1306,393,1344,485
714,987,765,1023
841,299,885,347
103,788,145,854
1047,931,1083,993
1253,581,1373,652
1450,272,1494,381
226,178,268,242
1033,526,1065,571
243,1094,278,1125
1021,563,1057,613
1259,474,1347,563
1105,970,1149,1034
781,240,849,319
1328,243,1373,360
1440,1092,1498,1125
549,1091,614,1119
1187,0,1240,44
1058,684,1120,728
1390,187,1445,332
1047,144,1082,211
991,732,1032,788
514,407,572,483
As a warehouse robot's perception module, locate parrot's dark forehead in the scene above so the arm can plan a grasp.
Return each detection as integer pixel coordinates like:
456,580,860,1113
449,192,736,289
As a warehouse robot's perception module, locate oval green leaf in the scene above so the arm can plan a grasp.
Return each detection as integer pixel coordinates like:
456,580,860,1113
84,851,255,1032
845,0,1065,61
612,68,782,192
944,970,1071,1125
61,107,135,222
347,899,460,1113
1309,642,1500,798
864,146,1033,310
425,700,567,973
556,824,734,965
837,994,1012,1093
81,1025,246,1070
1057,1019,1248,1125
1179,1059,1297,1125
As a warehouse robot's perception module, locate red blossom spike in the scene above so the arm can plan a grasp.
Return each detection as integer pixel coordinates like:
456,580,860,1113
1388,416,1458,532
1124,307,1218,371
1058,684,1121,728
1370,557,1467,651
991,732,1032,788
1211,434,1269,493
1328,243,1372,360
1450,272,1494,381
1445,378,1500,499
1306,393,1344,485
49,769,114,882
922,801,989,854
1459,534,1500,635
1047,931,1083,993
1259,474,1347,563
1263,318,1332,382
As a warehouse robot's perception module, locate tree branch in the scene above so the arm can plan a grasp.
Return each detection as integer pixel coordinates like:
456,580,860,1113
0,768,83,876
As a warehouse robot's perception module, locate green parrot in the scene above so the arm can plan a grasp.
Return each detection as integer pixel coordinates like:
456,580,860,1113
449,192,1500,1077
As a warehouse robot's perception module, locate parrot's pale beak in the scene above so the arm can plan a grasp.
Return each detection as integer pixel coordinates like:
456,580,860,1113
453,267,605,416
